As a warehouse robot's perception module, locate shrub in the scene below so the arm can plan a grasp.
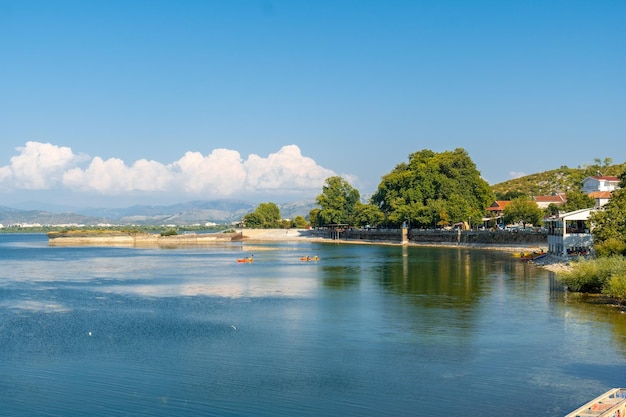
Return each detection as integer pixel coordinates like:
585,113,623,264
594,238,626,258
160,228,178,236
603,274,626,300
558,256,626,295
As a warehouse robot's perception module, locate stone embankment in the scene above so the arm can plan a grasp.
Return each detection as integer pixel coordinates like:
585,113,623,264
316,228,547,249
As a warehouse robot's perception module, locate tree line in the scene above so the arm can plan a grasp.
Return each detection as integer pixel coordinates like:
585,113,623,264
244,147,606,231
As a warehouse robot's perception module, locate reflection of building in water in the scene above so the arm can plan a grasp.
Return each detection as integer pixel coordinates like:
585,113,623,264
544,208,595,258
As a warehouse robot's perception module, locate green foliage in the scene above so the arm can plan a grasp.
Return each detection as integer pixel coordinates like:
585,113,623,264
292,215,309,228
491,160,626,197
556,256,626,299
603,274,626,300
160,228,178,236
308,208,321,228
561,190,596,212
503,197,544,226
496,190,528,201
557,257,626,293
315,176,361,226
544,203,561,216
594,238,626,258
370,148,493,228
590,188,626,248
243,202,282,228
353,202,384,227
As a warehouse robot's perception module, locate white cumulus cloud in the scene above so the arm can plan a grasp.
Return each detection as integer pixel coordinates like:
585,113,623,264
244,145,335,191
0,142,339,201
0,141,85,190
172,149,247,195
63,157,174,194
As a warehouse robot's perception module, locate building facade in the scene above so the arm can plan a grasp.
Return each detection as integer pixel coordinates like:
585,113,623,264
545,208,595,257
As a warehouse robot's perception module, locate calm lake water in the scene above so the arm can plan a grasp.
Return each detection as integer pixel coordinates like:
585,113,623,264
1,233,625,416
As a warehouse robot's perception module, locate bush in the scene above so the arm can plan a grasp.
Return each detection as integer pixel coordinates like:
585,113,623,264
160,228,178,236
558,256,626,296
603,274,626,300
594,238,626,257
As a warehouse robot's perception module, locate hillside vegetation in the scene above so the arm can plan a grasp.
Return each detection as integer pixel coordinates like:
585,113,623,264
490,162,626,198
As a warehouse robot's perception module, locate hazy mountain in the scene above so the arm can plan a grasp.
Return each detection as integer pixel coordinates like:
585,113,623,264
0,206,111,226
0,199,317,227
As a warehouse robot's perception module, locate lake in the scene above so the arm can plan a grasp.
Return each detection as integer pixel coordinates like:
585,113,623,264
1,233,625,416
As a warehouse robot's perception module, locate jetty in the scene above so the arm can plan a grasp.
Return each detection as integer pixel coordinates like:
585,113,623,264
565,388,626,417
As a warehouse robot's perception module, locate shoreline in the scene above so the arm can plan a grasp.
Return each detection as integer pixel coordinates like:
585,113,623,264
47,227,570,272
240,228,573,272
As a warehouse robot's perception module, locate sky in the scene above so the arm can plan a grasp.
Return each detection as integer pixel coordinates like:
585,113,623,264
1,0,625,210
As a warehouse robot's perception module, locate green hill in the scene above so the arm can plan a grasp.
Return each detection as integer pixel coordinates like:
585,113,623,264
490,162,625,199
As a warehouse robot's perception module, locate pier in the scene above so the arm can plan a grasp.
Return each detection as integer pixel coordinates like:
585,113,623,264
565,388,626,417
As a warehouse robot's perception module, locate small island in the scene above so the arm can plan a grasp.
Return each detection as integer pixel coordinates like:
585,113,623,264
47,230,242,247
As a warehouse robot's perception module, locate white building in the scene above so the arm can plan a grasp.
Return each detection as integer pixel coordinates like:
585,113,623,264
545,208,595,257
580,175,620,194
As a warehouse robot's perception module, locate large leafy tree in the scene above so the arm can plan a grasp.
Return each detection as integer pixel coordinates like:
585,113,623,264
243,202,281,228
370,148,493,228
315,176,361,226
502,197,544,227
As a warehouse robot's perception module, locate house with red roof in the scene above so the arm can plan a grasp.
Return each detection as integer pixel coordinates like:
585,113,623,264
587,191,613,208
581,175,621,207
581,175,620,194
483,200,511,227
532,194,566,209
486,200,511,216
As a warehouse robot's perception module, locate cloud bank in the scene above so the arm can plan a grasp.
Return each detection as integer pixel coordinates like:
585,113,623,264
0,142,337,202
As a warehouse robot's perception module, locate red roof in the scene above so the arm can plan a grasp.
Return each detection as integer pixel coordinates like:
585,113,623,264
589,175,619,182
486,201,512,211
533,195,566,204
588,191,613,198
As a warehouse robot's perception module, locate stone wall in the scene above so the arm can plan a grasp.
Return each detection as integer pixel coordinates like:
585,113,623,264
320,228,547,246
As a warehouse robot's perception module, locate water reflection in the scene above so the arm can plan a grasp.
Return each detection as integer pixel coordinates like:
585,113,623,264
2,235,626,416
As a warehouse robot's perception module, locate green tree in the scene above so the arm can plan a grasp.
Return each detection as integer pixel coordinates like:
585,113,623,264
315,176,361,226
544,203,561,217
353,202,384,227
562,190,596,212
292,215,309,228
370,148,493,228
495,190,528,201
243,202,281,228
503,197,543,227
590,171,626,255
308,208,321,228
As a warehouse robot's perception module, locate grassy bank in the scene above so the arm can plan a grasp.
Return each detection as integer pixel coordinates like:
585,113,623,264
556,256,626,307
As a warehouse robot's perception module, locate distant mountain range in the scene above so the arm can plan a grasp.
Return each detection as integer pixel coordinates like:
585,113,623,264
0,199,317,227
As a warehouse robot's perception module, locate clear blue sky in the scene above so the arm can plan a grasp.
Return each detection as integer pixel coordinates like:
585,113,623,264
1,0,624,209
